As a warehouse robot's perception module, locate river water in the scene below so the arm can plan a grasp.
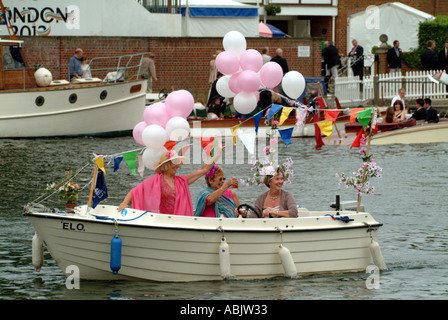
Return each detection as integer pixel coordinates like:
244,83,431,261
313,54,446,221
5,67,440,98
0,136,447,302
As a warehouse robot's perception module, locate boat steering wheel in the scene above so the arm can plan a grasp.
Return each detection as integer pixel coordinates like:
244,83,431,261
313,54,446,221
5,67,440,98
237,204,260,218
158,88,168,100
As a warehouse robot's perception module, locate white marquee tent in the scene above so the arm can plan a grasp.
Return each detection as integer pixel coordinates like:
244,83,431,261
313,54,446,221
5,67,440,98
347,2,434,70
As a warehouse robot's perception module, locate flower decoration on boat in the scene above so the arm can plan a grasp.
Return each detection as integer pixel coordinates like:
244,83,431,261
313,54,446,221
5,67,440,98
46,170,80,204
336,139,382,197
240,146,294,187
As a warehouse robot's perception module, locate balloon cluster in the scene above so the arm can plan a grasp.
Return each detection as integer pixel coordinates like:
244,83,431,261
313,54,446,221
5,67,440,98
215,31,306,114
132,90,194,170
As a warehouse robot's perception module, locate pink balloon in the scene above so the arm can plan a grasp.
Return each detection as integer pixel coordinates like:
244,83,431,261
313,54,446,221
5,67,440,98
237,70,261,92
228,72,242,94
260,62,283,88
143,102,170,127
240,49,263,72
165,90,195,118
215,51,240,75
133,121,147,145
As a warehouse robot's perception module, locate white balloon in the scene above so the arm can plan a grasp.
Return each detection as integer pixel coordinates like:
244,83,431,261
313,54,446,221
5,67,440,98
142,124,167,149
223,31,247,57
233,92,257,115
281,71,306,100
165,116,190,141
142,147,167,170
216,75,235,98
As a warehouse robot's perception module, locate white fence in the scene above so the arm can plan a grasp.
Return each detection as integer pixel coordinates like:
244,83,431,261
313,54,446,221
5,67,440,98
335,70,447,106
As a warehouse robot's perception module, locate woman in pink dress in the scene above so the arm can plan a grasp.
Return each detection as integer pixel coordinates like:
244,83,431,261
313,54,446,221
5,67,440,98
194,165,240,218
117,147,223,216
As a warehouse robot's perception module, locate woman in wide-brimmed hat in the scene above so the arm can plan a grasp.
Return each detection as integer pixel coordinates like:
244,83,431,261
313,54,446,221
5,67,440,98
117,146,223,216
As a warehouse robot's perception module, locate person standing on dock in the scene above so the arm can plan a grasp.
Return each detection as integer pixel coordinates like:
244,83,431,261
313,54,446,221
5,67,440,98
140,53,158,93
387,40,402,74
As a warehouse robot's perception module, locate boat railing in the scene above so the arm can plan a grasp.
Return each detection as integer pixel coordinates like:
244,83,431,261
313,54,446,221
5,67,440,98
0,52,149,91
69,52,149,87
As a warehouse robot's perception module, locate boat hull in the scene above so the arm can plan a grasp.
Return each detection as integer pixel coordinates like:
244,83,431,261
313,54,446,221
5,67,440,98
371,122,448,145
0,80,147,138
26,204,383,282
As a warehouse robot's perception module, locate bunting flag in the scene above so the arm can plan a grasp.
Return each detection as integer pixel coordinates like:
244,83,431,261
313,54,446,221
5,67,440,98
253,112,263,135
200,137,214,158
279,127,294,146
113,156,123,172
231,125,239,146
122,150,138,175
279,107,293,126
239,132,255,154
179,144,191,156
356,107,372,128
164,140,176,151
350,128,364,149
317,119,333,142
313,112,325,146
210,137,218,157
324,110,341,123
350,108,365,124
91,169,108,209
137,154,145,178
316,97,326,109
266,104,283,122
95,156,106,174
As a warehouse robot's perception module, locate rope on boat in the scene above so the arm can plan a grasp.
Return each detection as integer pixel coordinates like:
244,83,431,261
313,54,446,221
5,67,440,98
93,210,151,222
325,214,354,223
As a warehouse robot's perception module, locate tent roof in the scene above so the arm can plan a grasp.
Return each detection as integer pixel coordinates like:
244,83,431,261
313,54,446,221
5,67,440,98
180,0,258,17
350,2,434,20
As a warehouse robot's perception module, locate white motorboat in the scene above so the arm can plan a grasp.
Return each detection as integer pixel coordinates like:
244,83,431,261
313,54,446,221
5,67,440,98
371,122,448,145
0,38,148,138
25,203,385,282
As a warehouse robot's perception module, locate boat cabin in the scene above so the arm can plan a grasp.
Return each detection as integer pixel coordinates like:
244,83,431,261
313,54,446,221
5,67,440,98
0,39,36,90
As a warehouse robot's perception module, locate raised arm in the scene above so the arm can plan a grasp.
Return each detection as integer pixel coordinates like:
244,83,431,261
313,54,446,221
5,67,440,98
186,144,225,185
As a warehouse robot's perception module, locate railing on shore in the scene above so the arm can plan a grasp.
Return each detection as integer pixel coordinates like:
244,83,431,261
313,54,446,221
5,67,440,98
335,70,448,106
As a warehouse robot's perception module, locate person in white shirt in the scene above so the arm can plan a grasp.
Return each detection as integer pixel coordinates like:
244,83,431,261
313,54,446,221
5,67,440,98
391,88,407,116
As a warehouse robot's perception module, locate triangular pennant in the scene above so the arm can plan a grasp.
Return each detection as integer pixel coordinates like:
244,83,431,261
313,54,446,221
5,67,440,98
238,132,255,154
350,128,364,149
279,107,293,126
114,156,123,172
279,127,294,146
179,144,191,156
137,154,145,178
313,112,324,146
122,150,138,175
200,137,214,158
350,108,365,124
266,104,283,122
317,119,333,142
324,110,341,123
356,107,372,128
95,156,106,174
231,125,240,146
211,137,218,157
253,112,263,135
164,140,176,151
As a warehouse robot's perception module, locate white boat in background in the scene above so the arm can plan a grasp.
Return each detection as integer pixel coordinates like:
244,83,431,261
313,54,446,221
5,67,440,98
0,38,148,138
25,203,385,282
371,122,448,145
